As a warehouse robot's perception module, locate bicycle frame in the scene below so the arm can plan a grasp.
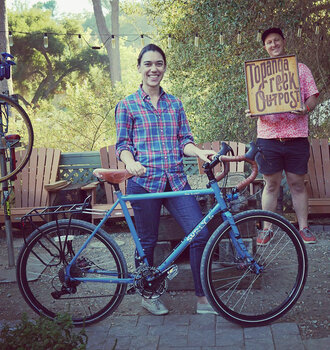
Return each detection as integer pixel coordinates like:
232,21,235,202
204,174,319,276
67,178,260,285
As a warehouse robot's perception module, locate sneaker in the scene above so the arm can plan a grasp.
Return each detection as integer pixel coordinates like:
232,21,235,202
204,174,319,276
299,227,316,244
257,229,274,246
197,302,218,315
141,298,169,315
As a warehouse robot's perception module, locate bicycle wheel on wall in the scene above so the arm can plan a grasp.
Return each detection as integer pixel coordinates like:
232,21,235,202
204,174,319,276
16,219,128,326
0,94,33,182
201,210,308,326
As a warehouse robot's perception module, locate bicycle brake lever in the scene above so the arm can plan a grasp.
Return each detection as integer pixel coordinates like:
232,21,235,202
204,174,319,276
245,142,258,160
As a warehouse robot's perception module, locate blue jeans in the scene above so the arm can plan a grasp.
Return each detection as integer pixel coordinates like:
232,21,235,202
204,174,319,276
127,179,210,297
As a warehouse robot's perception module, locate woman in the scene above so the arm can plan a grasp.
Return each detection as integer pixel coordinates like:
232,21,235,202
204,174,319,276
115,44,216,315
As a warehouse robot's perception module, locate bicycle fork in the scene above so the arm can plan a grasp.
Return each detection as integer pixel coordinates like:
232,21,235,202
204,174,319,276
222,210,264,275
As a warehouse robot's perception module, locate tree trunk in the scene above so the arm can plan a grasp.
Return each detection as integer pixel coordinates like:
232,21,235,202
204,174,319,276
0,0,13,95
110,0,121,83
92,0,121,86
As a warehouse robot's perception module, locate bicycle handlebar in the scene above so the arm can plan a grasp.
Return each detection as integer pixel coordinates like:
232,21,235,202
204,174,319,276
205,141,259,192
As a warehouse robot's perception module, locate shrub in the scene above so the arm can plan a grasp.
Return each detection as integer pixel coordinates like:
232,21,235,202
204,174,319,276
0,313,88,350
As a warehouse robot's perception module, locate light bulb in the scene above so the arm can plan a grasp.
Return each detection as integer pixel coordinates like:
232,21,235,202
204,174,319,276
9,31,13,47
168,34,172,49
44,33,48,48
219,32,224,45
194,33,199,47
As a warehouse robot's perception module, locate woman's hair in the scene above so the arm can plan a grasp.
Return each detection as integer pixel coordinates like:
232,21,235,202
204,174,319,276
137,44,167,66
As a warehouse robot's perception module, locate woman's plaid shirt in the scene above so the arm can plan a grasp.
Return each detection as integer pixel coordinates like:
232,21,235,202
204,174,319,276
115,86,194,192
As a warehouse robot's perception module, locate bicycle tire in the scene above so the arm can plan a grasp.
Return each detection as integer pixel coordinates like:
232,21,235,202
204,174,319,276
201,209,307,326
16,219,128,326
0,94,33,182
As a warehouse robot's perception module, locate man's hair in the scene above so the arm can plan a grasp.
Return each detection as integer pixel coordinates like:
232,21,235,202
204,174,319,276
262,28,285,44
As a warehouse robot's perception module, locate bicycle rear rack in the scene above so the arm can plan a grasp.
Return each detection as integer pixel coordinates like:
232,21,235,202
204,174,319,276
21,195,92,240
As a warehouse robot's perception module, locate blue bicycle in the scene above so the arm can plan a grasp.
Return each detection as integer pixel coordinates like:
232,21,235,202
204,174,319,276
16,142,307,327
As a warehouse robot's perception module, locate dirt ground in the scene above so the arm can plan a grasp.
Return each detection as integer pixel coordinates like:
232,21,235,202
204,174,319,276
0,220,329,340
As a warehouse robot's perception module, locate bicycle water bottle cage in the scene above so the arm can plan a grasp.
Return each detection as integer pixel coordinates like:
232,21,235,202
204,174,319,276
0,52,15,80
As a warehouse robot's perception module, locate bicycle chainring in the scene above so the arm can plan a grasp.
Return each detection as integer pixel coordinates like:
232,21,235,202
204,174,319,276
133,265,168,299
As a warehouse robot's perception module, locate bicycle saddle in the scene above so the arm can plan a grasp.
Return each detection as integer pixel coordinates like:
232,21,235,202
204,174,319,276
93,168,133,184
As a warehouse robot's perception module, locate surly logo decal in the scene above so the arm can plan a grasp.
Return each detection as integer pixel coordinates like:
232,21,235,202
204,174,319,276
186,214,214,242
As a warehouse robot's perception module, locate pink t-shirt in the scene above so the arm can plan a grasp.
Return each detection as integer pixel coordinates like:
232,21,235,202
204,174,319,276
257,63,319,138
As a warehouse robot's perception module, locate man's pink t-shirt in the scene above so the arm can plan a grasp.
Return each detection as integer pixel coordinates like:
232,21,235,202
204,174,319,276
257,63,319,139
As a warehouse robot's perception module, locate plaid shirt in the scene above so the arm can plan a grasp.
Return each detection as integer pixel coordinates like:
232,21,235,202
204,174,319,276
115,85,194,192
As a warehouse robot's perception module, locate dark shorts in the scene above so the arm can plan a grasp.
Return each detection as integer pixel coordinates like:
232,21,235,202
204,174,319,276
256,138,310,175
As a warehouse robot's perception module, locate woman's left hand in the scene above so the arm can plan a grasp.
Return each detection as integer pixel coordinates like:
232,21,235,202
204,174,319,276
196,149,217,163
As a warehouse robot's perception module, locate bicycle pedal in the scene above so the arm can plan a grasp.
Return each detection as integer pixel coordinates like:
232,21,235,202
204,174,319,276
166,265,178,280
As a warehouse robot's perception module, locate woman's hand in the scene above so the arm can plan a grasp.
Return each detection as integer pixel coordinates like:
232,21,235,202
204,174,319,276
125,160,146,176
120,150,146,176
195,149,217,163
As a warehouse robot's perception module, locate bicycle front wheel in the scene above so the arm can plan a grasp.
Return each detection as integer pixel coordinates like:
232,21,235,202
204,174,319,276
201,210,307,326
16,219,128,326
0,94,33,182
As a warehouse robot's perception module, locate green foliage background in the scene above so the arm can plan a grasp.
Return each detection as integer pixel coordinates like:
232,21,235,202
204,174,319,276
145,0,329,144
7,0,329,152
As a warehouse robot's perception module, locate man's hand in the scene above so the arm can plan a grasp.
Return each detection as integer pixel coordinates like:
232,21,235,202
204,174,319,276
291,104,308,115
245,108,259,118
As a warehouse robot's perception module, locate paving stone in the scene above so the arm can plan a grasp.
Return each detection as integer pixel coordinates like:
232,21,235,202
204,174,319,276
216,322,244,347
244,325,272,339
108,323,149,337
138,315,165,326
163,314,191,325
303,337,330,350
273,334,305,350
128,335,160,350
245,338,275,350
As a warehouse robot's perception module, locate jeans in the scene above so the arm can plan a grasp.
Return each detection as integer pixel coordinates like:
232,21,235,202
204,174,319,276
127,178,210,297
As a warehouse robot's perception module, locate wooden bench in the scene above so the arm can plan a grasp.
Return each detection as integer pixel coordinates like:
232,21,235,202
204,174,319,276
305,138,330,214
0,148,63,223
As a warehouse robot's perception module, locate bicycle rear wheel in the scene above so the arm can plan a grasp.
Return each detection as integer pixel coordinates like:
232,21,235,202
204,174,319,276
0,94,33,182
201,210,307,326
16,219,128,326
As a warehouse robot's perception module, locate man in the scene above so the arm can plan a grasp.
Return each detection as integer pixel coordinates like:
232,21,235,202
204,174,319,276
248,28,319,245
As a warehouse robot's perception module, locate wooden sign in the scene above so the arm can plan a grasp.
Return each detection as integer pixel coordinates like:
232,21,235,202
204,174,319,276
244,55,302,116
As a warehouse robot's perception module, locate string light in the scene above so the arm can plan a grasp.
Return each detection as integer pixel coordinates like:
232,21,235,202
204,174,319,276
237,31,242,44
315,23,320,35
297,24,302,37
78,34,82,48
43,33,48,48
111,34,116,49
219,32,224,45
2,29,324,52
167,34,172,49
9,31,13,47
257,29,261,42
194,33,199,47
